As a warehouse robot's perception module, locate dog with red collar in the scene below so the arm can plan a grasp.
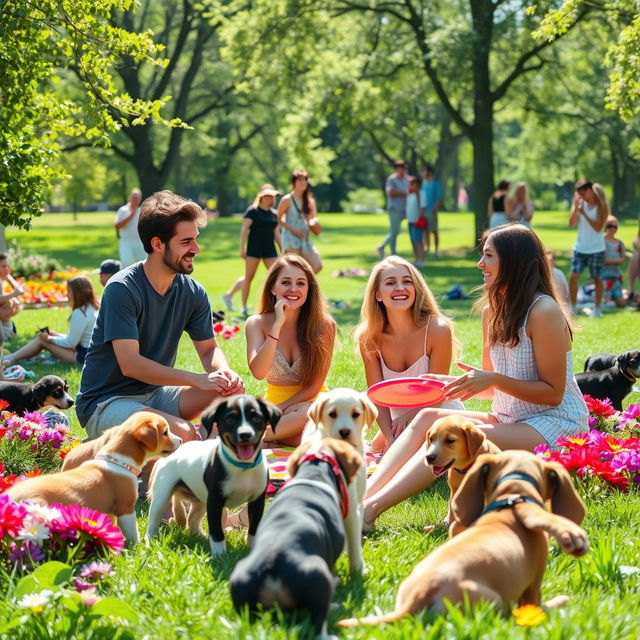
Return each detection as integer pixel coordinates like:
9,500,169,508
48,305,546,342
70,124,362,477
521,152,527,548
145,395,281,555
229,438,363,639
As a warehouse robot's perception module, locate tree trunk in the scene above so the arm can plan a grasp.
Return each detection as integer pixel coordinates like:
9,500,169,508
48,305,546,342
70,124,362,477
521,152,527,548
611,145,638,216
213,163,234,216
470,109,494,242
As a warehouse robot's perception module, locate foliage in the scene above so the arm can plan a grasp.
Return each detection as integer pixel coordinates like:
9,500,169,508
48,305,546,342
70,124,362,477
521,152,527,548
0,0,169,229
6,242,64,279
340,188,385,214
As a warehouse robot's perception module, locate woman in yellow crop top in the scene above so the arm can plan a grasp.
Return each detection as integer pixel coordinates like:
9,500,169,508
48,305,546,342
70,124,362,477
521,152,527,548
245,254,335,446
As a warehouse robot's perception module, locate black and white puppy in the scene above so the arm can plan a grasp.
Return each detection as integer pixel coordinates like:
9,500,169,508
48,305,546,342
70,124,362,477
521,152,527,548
145,395,281,555
0,375,74,414
230,438,363,640
577,350,640,411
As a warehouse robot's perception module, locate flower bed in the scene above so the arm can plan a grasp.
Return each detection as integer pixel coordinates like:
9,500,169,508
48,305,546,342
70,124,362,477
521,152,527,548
536,396,640,496
5,269,79,308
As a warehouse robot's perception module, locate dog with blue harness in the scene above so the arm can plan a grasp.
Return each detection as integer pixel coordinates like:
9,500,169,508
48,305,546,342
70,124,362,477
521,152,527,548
338,450,588,628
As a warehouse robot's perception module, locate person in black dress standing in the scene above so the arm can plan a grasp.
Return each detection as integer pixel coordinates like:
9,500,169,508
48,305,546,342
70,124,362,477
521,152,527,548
223,185,282,316
488,180,511,229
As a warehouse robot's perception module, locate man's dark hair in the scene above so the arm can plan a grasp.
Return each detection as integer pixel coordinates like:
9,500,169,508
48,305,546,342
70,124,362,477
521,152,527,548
138,190,207,253
0,253,7,261
423,163,435,174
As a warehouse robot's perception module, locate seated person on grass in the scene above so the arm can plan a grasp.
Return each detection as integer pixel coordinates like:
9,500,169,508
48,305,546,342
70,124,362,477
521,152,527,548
75,190,244,442
0,252,24,341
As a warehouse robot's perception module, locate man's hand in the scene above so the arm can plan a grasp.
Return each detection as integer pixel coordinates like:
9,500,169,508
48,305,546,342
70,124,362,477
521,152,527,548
190,369,244,396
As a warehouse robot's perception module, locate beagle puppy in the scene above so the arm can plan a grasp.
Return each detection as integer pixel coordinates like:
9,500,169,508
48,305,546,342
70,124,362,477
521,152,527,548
424,415,501,534
305,387,378,564
0,375,74,414
230,438,363,640
145,395,281,556
6,412,180,543
338,450,588,628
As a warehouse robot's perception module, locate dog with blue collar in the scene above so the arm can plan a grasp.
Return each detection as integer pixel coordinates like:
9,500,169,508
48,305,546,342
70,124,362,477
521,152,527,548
145,395,281,555
339,450,588,628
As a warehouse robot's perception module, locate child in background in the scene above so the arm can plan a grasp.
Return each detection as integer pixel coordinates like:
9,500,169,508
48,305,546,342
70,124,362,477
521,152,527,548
601,215,626,308
405,176,426,267
0,252,24,341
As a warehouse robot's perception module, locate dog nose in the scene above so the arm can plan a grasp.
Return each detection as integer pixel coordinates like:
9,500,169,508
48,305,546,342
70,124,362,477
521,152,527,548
339,428,351,439
67,400,74,407
426,453,436,464
238,429,253,442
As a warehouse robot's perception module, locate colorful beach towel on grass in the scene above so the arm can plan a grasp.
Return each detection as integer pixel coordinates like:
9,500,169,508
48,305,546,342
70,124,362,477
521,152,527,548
264,446,383,496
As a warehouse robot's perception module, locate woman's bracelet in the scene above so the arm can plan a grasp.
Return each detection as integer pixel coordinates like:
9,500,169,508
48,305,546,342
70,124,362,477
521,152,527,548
267,334,279,342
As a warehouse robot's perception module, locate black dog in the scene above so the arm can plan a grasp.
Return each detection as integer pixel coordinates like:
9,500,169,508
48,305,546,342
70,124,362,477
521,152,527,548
229,438,362,639
576,350,640,411
0,375,74,414
145,395,281,555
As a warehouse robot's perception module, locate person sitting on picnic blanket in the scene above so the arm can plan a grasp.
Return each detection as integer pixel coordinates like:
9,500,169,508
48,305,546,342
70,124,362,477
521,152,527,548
245,254,335,446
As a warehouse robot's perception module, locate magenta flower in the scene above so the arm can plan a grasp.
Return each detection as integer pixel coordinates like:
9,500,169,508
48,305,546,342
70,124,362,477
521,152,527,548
618,404,640,430
50,504,125,555
611,451,640,473
22,411,48,427
79,561,114,581
73,578,96,591
18,427,33,441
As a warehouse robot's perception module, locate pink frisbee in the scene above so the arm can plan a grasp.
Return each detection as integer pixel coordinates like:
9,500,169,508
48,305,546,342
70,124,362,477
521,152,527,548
367,377,446,409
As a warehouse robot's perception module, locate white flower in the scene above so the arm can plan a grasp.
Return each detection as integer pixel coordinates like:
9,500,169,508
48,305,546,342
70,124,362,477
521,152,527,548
17,590,54,613
16,518,50,545
23,502,61,524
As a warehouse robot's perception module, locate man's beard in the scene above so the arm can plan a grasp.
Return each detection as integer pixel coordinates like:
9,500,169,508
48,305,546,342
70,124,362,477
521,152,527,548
162,247,194,274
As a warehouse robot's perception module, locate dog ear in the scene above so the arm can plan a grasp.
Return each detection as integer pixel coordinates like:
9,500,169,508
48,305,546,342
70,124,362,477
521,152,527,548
33,380,48,406
451,454,495,526
307,392,330,426
425,424,437,445
328,438,363,483
200,398,228,438
547,462,586,524
287,441,313,477
258,397,282,434
359,393,378,428
133,415,160,451
617,352,630,371
463,423,487,459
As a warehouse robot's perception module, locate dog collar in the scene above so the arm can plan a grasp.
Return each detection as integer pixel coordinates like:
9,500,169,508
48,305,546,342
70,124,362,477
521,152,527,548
94,452,141,476
453,462,474,475
620,365,636,382
493,471,540,492
220,443,263,470
480,495,544,517
299,451,349,518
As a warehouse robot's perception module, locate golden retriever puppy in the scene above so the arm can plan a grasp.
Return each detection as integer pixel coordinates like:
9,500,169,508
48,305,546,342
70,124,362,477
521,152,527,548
424,415,501,534
339,450,588,627
7,412,181,543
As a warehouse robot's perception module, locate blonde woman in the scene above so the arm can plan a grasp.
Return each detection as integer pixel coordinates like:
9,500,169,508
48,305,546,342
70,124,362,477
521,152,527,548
354,257,462,454
245,254,335,446
363,225,587,531
5,276,99,366
569,179,608,317
276,170,322,273
505,181,534,227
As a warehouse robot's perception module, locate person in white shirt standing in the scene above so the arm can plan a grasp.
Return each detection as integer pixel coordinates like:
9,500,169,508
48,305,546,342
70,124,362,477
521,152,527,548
115,188,146,266
568,178,608,317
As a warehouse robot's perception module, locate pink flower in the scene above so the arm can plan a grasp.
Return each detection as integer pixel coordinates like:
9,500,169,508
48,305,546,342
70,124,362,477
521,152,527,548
583,395,618,418
22,411,48,427
222,329,233,339
618,404,640,430
50,504,125,555
0,494,26,539
79,561,114,581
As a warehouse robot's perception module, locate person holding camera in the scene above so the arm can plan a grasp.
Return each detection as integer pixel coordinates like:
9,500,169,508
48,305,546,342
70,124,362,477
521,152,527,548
4,275,99,366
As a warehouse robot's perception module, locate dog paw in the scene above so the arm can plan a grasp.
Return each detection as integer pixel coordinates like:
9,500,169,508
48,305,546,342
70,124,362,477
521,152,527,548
423,525,436,534
557,526,589,556
209,537,226,556
543,595,570,609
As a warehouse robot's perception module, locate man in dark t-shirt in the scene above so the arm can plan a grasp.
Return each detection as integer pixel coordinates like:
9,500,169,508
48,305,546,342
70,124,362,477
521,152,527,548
77,190,243,441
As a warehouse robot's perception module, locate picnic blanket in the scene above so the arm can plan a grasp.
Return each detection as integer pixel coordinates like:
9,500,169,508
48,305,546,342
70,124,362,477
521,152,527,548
264,446,383,496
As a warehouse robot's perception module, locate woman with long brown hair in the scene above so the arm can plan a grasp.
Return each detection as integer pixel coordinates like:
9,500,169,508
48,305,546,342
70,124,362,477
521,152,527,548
354,256,462,453
276,169,322,273
245,254,335,445
362,224,588,530
5,275,99,366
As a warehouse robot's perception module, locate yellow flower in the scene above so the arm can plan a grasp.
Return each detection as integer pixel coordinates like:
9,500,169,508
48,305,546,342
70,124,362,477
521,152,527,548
512,604,546,626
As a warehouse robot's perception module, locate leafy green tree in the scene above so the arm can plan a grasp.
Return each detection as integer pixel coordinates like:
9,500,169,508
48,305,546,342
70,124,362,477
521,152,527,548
0,0,167,229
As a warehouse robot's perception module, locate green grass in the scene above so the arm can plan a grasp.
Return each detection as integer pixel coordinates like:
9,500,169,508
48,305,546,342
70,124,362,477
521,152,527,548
1,211,639,638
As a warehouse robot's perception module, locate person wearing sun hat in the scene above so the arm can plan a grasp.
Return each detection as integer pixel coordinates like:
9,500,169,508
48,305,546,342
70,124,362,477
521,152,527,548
222,184,283,316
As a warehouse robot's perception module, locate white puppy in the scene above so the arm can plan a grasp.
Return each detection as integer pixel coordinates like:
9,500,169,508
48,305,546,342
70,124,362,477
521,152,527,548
304,388,378,572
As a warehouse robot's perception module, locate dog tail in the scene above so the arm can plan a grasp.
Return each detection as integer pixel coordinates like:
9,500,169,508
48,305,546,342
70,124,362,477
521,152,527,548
337,609,407,627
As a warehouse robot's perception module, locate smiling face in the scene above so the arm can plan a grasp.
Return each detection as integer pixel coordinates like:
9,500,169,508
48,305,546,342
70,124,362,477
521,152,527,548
161,220,200,274
271,265,308,309
477,236,500,290
376,265,415,310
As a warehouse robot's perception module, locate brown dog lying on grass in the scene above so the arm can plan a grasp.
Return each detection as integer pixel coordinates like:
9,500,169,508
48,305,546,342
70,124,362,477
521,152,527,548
338,450,588,628
424,415,502,535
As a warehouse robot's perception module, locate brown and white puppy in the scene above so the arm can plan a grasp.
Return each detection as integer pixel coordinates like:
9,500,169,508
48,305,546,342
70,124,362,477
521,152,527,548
338,450,588,628
230,438,363,640
425,415,501,534
305,388,378,556
6,411,181,543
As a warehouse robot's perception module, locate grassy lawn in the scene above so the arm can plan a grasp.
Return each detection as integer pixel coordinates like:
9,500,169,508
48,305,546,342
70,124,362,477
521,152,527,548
1,211,639,638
